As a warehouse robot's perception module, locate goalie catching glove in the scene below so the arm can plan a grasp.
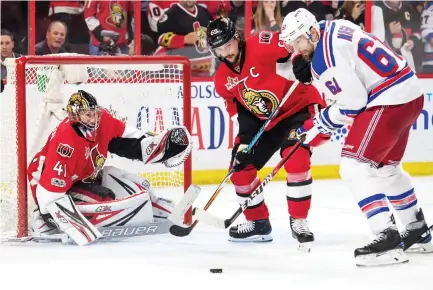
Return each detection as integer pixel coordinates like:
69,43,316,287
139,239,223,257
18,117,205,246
141,126,193,168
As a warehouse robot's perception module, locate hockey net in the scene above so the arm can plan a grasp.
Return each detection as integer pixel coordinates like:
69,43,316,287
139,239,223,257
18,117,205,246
0,54,192,239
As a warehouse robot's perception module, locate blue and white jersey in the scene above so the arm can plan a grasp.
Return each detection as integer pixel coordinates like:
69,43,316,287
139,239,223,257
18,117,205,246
311,20,422,127
421,2,433,67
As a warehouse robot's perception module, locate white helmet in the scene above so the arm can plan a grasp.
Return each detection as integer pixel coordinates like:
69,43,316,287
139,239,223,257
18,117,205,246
280,8,320,45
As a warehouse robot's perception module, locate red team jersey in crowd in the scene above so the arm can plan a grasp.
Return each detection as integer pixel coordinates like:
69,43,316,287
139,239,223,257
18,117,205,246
214,32,325,132
28,110,126,205
84,0,134,46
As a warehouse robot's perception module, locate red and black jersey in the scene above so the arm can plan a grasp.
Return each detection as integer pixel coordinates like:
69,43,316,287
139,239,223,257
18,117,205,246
214,32,325,143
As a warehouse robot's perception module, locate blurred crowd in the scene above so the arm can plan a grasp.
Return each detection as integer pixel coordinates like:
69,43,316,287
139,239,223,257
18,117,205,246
1,0,433,82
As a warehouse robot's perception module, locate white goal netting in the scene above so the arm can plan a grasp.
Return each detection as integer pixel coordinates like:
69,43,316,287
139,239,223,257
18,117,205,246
0,54,191,238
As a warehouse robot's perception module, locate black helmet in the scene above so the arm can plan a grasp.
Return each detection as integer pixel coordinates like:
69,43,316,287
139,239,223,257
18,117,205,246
206,17,242,61
66,90,101,130
206,17,237,49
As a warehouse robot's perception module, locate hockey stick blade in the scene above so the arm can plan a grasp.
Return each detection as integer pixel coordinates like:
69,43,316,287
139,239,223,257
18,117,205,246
192,207,226,229
167,184,201,225
193,138,305,229
169,172,232,237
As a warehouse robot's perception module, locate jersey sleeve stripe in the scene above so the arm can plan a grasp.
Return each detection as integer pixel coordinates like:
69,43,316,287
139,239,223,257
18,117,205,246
367,64,414,104
339,108,365,118
323,21,336,68
311,21,336,78
320,107,343,129
311,67,320,80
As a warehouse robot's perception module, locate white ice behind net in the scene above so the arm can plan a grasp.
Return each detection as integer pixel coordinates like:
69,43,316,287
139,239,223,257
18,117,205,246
0,55,188,238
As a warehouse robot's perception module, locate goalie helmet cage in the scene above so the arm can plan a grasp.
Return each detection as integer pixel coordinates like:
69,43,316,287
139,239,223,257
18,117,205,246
0,55,193,239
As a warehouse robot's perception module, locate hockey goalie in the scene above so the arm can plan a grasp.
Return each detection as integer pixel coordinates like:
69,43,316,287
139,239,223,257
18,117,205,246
26,66,193,246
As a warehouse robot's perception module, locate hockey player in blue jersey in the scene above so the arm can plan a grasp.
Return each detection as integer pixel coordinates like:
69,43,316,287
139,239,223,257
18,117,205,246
279,8,432,267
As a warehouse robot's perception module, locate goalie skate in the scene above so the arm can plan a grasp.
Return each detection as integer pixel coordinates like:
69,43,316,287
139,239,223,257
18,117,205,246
355,226,409,267
290,217,314,253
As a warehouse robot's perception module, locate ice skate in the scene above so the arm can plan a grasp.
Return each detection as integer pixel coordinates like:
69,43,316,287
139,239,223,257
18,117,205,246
290,217,314,252
228,218,273,242
355,226,408,267
400,209,433,253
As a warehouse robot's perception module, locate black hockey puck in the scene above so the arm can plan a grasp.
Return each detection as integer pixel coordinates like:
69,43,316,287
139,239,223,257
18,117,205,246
209,268,223,273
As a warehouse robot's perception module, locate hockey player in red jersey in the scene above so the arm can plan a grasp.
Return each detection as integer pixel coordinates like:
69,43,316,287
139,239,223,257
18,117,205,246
206,17,330,249
27,90,192,245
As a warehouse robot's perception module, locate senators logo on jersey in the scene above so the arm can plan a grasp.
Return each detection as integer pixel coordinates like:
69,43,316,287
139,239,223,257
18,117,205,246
107,3,126,28
242,88,279,117
83,145,106,183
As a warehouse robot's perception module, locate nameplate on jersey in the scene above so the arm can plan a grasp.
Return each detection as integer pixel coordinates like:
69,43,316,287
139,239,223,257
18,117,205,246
56,143,74,158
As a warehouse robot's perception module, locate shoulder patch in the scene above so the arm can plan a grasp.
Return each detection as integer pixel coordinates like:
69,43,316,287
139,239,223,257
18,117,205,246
258,31,273,44
57,143,74,158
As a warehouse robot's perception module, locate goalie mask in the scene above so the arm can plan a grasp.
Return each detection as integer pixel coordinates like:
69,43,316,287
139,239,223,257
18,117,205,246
66,90,102,130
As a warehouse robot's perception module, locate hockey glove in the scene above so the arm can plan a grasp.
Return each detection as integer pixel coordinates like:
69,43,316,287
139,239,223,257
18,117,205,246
233,144,255,172
296,109,336,145
292,55,312,84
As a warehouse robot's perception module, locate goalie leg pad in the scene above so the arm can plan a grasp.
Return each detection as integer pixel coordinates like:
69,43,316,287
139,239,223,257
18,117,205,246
46,195,102,246
100,166,175,222
76,190,154,227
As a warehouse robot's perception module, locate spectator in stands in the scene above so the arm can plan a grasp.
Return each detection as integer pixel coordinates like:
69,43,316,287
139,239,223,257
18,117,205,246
84,0,134,56
252,0,282,34
200,0,231,18
411,1,426,15
1,29,21,92
320,0,343,20
421,1,433,73
35,21,69,55
334,0,365,30
128,34,156,55
47,1,89,54
156,0,213,76
374,1,422,71
280,0,327,22
1,1,28,55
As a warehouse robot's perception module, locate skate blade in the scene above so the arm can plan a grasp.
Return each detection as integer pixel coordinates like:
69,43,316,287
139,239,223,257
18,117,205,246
297,241,312,253
356,249,409,267
228,234,273,243
406,241,433,253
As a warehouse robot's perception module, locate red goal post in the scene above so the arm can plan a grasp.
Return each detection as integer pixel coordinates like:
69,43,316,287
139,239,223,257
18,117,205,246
0,55,192,239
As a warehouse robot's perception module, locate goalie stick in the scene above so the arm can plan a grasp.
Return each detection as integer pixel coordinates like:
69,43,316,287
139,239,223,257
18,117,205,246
1,185,200,244
193,136,306,229
169,81,300,237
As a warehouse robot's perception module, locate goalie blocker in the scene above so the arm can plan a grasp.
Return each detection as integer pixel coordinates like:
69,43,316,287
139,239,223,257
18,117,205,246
27,89,193,246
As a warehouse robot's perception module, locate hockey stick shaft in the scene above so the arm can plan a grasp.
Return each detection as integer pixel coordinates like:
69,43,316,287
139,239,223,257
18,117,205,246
169,81,300,237
194,136,306,229
245,80,299,153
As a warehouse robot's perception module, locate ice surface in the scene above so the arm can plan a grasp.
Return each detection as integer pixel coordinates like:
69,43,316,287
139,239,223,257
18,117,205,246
1,177,432,290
